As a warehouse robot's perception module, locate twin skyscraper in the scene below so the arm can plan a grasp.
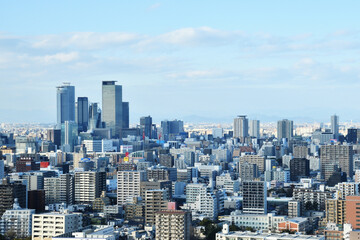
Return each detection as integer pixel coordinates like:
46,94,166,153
56,81,129,139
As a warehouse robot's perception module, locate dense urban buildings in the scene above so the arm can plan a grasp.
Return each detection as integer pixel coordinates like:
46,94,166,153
2,80,360,239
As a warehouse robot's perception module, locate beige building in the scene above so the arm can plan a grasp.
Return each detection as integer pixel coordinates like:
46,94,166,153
155,210,191,240
32,212,82,240
239,155,265,172
145,189,169,225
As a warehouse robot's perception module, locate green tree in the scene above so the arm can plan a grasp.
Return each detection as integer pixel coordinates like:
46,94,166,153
229,224,241,231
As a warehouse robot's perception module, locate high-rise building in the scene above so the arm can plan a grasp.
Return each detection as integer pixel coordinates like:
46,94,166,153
346,196,360,230
47,129,61,148
233,115,249,138
145,189,169,225
56,83,75,129
290,158,310,181
347,128,359,144
320,145,353,182
88,103,102,131
140,180,172,199
293,145,308,158
61,121,78,152
242,181,267,214
44,174,75,205
117,171,147,205
331,115,339,139
0,160,4,180
0,180,27,217
122,102,129,129
77,97,89,132
102,81,123,138
161,120,184,141
239,155,265,172
249,120,260,138
140,116,152,139
155,210,192,240
74,171,106,204
277,119,293,140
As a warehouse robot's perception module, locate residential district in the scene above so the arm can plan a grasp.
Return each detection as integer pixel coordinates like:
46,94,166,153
1,81,360,240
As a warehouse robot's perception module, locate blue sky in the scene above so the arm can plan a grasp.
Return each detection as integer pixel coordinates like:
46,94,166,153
1,1,360,123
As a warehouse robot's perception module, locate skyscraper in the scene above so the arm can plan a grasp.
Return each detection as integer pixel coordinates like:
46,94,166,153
161,120,184,141
242,181,267,214
89,103,102,130
77,97,89,132
56,83,75,129
331,115,339,139
102,81,123,138
320,145,353,183
249,119,260,138
233,115,249,138
61,121,78,152
122,102,129,129
277,119,293,140
140,116,152,139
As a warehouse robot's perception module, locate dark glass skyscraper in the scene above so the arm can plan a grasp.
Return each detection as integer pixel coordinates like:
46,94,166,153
77,97,89,132
56,83,75,129
140,116,152,139
122,102,129,129
102,81,123,138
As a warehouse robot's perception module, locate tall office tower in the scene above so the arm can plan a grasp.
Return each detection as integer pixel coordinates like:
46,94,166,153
233,115,249,138
88,103,102,130
249,120,260,138
61,121,78,152
347,128,359,144
242,181,267,214
277,119,294,140
140,116,152,139
47,129,61,148
293,145,308,158
44,174,75,205
117,171,147,205
77,97,89,132
331,115,339,139
145,189,169,225
56,83,75,129
102,81,123,138
32,212,83,240
0,199,35,238
74,171,106,204
155,210,192,240
122,102,129,129
161,120,184,141
0,180,27,217
290,158,310,181
320,145,353,182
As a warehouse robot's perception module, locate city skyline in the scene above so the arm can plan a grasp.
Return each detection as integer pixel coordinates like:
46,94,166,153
1,1,360,123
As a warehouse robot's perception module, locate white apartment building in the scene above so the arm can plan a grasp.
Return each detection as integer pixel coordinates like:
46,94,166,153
32,211,83,240
0,199,35,238
229,210,287,232
117,171,147,205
